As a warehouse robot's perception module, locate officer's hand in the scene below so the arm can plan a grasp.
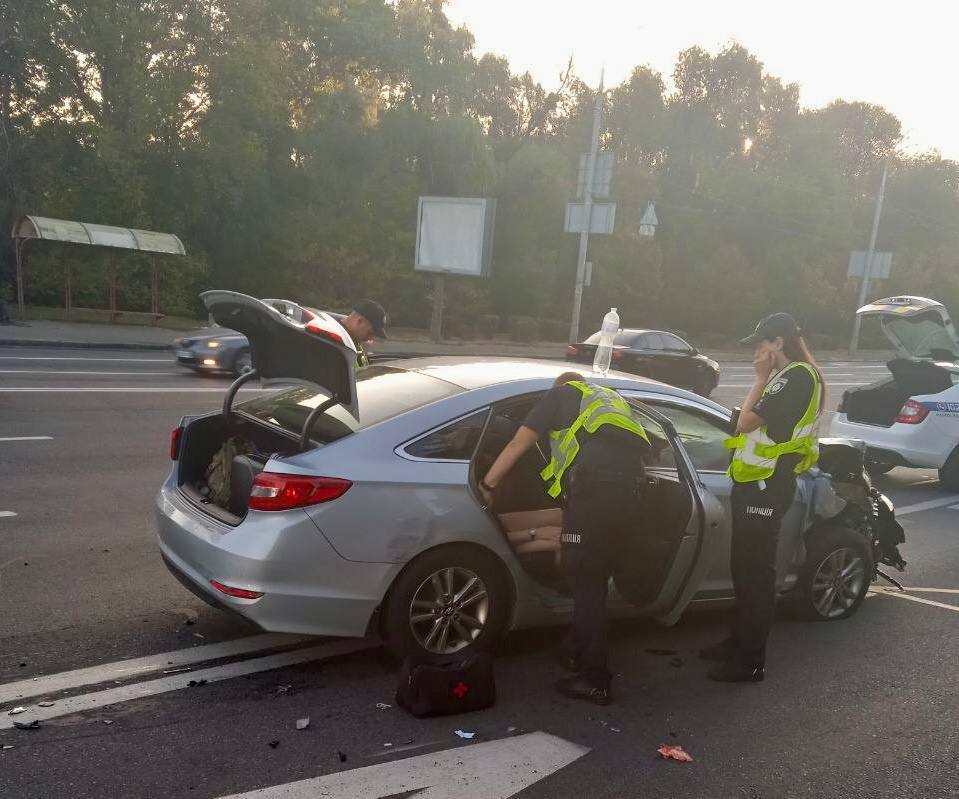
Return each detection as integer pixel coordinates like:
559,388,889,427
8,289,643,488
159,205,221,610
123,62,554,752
478,483,494,509
752,350,775,381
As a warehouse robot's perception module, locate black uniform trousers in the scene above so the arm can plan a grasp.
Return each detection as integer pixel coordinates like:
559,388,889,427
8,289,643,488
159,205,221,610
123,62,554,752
728,474,797,668
562,453,645,689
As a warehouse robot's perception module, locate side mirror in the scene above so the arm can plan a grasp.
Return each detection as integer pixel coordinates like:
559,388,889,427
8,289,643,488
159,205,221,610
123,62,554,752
687,347,698,356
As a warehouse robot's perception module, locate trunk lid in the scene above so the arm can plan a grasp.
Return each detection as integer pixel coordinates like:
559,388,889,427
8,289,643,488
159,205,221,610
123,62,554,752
201,291,359,420
857,296,959,362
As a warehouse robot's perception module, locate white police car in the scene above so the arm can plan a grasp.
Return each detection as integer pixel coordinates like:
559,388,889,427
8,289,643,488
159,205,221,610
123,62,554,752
831,296,959,488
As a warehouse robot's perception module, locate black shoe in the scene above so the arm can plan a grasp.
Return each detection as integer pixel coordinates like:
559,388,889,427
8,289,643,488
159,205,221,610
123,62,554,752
706,661,765,683
698,638,736,662
556,675,611,705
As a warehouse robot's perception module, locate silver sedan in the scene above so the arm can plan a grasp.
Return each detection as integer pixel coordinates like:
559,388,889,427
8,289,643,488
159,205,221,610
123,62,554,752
156,292,886,659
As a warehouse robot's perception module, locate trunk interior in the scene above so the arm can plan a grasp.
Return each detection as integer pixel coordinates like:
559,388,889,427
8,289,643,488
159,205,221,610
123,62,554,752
177,413,299,525
473,399,694,600
844,358,952,427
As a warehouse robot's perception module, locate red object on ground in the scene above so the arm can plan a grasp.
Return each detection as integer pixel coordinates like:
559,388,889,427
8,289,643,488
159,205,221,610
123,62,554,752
657,744,694,762
452,681,469,699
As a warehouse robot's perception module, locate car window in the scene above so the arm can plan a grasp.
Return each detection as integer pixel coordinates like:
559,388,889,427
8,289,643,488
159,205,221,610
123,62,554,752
641,333,665,350
584,330,641,347
238,365,463,442
660,334,690,352
646,404,732,472
404,409,490,461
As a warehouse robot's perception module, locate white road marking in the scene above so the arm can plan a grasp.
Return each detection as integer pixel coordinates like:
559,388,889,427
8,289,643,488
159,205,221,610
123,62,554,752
0,436,52,442
0,511,17,518
0,638,375,729
0,370,178,376
870,589,959,614
893,495,959,517
217,732,589,799
0,356,172,362
0,633,309,706
0,387,269,393
897,587,959,594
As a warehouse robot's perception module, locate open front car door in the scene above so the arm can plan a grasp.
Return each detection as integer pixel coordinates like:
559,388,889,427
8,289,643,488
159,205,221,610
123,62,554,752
612,401,725,625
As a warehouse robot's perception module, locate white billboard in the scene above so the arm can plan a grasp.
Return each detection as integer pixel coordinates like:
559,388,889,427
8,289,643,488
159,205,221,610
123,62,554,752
414,197,496,277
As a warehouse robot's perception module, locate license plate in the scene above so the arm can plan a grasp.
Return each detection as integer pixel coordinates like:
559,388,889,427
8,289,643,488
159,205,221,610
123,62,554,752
176,350,193,359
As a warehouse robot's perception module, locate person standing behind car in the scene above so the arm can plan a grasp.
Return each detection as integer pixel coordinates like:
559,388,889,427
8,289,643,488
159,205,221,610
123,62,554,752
308,299,388,367
701,313,824,683
478,371,651,705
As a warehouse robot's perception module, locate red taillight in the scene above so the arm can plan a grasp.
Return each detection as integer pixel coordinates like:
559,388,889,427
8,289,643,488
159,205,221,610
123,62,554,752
305,319,345,345
612,349,624,360
895,400,929,425
170,426,183,460
566,345,579,357
248,472,352,511
210,580,264,600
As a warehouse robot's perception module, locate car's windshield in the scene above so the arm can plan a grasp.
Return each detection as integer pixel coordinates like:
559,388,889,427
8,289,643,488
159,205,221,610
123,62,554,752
884,312,958,359
237,365,463,441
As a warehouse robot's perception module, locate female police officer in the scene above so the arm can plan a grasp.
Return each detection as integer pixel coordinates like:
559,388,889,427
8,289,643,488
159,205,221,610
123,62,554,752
478,371,651,705
702,313,824,682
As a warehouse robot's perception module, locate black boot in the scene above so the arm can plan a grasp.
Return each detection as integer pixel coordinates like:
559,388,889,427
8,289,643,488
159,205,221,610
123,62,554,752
707,660,765,683
698,638,736,662
556,675,611,705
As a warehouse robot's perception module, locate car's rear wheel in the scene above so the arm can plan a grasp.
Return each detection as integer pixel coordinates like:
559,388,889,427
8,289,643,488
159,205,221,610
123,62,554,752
939,447,959,491
381,545,512,660
233,349,252,376
865,462,895,477
795,526,873,621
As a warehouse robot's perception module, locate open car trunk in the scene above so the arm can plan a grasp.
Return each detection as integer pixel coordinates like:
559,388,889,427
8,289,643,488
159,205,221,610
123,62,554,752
844,358,954,427
176,414,298,525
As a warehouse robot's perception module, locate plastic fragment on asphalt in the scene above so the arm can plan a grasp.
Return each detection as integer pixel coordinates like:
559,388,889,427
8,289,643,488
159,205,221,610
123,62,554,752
506,726,517,733
13,720,40,730
645,648,678,656
454,730,475,739
383,743,392,747
657,744,694,762
269,740,280,749
38,702,55,708
102,720,114,725
8,707,26,715
194,633,205,639
163,668,190,674
375,703,391,710
2,745,13,750
296,718,310,731
610,727,621,733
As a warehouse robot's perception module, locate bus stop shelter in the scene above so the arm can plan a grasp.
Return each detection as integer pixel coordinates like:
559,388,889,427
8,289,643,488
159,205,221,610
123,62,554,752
12,215,186,322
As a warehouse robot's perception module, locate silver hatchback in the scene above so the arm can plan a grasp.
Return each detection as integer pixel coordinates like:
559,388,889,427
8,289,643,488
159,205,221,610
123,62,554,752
157,292,884,659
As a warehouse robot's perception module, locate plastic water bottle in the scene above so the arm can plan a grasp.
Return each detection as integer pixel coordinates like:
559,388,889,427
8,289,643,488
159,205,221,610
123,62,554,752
593,307,620,375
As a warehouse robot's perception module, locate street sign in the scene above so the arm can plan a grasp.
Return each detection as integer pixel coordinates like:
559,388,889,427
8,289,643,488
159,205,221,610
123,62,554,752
415,197,496,277
564,202,616,235
577,152,614,197
848,250,893,280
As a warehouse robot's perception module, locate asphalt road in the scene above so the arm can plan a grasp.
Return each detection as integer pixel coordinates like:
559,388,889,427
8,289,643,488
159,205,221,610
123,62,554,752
1,348,958,798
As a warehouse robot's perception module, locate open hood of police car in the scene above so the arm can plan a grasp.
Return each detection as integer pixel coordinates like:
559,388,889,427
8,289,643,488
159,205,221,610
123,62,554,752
201,290,359,421
857,296,959,363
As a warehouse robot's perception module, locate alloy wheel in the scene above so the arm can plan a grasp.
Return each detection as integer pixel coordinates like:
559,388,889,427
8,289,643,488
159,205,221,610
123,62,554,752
409,567,489,654
811,547,866,619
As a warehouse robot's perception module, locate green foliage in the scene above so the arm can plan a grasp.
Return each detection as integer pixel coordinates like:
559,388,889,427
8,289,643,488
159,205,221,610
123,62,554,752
2,4,957,340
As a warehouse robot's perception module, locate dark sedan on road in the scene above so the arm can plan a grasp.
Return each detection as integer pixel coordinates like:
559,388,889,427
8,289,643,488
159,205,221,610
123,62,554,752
173,329,252,376
567,328,720,396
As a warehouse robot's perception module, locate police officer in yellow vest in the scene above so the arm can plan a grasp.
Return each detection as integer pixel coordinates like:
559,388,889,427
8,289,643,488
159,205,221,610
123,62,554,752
701,313,823,682
479,371,651,705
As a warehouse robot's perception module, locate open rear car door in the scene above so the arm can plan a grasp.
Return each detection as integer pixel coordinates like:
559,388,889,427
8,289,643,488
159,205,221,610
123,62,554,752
612,401,725,625
201,291,360,421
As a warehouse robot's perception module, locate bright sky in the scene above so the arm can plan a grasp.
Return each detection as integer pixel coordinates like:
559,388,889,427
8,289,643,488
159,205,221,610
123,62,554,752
445,0,959,160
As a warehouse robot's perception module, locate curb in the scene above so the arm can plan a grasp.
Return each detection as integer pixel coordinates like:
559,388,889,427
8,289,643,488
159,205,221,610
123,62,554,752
0,338,173,351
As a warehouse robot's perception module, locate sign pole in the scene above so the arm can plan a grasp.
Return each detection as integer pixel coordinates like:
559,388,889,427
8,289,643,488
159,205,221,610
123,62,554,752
568,70,604,345
430,273,445,343
849,161,889,356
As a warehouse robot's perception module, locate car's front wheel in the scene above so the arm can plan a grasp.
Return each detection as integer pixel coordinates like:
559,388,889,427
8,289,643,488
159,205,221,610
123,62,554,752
795,526,873,621
381,545,512,660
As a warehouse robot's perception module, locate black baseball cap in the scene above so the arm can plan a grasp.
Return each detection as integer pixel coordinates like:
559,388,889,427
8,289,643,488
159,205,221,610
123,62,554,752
353,299,388,339
740,312,801,345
